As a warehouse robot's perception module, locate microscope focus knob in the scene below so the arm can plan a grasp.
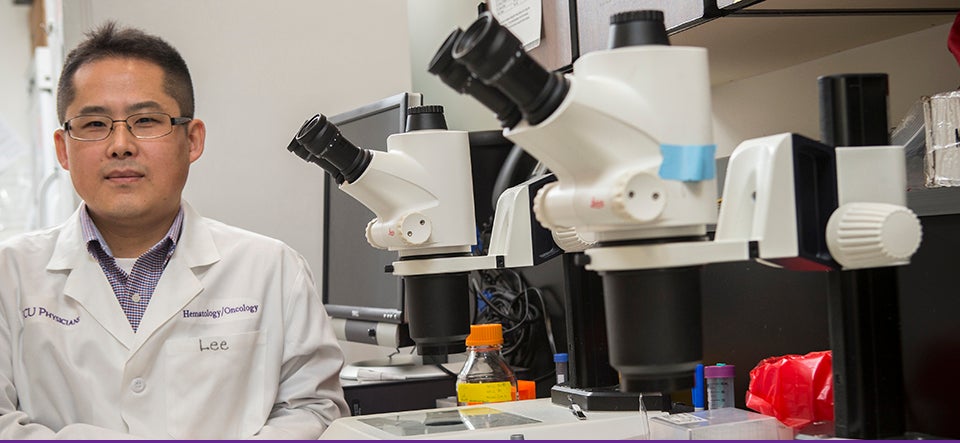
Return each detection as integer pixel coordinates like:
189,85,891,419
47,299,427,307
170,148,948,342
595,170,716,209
365,218,379,248
826,202,922,269
552,226,596,253
531,181,562,230
396,212,432,246
364,213,433,248
611,171,665,223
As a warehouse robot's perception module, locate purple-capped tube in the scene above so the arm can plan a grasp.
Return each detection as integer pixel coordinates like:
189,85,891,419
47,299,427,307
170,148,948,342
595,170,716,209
705,364,735,409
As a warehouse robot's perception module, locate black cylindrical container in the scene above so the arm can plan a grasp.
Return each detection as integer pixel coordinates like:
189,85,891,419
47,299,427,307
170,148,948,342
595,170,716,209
600,266,703,393
405,105,448,131
608,10,670,49
404,272,471,360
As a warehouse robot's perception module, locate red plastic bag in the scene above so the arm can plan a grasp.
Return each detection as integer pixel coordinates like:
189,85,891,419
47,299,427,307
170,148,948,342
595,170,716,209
745,350,833,430
949,13,960,68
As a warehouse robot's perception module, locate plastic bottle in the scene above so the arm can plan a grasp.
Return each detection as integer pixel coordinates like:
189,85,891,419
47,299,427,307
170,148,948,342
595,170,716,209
457,323,518,405
705,363,735,409
554,353,569,385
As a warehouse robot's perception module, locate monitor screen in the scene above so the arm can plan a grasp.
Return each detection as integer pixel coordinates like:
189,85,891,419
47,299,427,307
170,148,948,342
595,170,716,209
323,92,421,346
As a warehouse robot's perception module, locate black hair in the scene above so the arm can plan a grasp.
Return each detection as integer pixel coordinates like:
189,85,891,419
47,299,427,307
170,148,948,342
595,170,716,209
57,21,194,123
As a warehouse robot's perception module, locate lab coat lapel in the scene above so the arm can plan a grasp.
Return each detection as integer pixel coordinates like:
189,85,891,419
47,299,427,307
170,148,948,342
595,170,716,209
52,207,137,349
131,202,220,351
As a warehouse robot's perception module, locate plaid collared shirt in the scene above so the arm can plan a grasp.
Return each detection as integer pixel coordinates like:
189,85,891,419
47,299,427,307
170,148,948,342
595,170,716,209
80,204,184,332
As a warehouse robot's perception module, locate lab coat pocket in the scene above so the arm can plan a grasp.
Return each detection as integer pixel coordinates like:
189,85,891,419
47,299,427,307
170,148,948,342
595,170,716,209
164,330,266,439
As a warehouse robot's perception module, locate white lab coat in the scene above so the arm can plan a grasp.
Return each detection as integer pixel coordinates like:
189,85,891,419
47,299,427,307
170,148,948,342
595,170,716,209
0,202,350,439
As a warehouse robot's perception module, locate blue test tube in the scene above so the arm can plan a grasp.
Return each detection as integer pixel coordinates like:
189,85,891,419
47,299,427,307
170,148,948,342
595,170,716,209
692,363,705,411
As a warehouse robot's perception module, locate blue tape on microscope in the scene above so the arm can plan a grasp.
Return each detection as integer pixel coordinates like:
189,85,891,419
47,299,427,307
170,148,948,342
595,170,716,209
659,144,716,181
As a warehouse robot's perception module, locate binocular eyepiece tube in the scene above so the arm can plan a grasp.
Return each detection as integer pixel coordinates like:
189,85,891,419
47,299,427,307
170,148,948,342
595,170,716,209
452,12,568,126
430,12,568,127
291,114,373,185
431,9,672,128
428,28,522,129
285,135,345,185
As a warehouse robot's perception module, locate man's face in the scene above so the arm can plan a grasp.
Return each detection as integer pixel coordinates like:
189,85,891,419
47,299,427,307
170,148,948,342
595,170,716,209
54,57,204,225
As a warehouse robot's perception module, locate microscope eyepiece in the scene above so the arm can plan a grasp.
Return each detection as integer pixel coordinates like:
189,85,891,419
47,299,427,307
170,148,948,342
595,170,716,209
294,114,372,184
608,10,670,49
451,12,568,126
428,28,522,129
405,105,448,131
286,134,345,184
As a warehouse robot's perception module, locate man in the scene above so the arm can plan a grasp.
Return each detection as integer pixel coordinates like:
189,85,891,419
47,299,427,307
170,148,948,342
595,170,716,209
0,22,349,439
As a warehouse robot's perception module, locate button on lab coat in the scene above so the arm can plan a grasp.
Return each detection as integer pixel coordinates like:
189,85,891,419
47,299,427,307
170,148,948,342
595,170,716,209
0,202,350,439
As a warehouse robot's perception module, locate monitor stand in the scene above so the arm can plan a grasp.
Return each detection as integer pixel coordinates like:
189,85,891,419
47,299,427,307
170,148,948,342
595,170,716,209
340,353,464,381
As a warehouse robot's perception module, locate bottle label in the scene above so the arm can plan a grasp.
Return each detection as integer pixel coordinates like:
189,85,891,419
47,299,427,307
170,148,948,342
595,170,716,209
457,381,513,404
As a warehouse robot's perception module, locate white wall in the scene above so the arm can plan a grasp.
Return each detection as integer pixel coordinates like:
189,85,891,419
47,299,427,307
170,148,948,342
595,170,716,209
0,2,31,145
61,0,413,282
0,2,38,241
712,23,960,158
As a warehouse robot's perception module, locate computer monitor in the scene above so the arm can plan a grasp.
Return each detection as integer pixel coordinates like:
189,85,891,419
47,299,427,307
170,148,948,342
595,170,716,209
323,92,422,348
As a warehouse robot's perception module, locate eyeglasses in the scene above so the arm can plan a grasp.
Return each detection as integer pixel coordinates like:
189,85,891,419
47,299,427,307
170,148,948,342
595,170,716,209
63,112,192,141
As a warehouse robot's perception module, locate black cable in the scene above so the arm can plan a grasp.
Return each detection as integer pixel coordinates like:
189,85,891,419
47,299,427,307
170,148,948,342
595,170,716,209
477,288,521,322
533,369,557,384
468,268,561,387
434,364,459,378
525,286,558,356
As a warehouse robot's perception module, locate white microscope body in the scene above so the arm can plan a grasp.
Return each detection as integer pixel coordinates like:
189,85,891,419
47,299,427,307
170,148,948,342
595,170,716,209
510,44,716,242
341,128,476,257
328,122,556,272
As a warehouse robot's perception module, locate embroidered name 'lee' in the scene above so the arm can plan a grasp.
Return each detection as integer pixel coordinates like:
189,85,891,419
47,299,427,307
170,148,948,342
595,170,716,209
199,338,229,351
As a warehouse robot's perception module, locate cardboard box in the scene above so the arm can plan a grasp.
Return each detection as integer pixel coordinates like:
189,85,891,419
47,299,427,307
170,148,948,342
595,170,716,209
29,0,47,50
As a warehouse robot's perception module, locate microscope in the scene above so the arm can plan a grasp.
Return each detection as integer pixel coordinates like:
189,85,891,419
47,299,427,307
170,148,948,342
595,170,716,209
287,105,475,361
287,102,563,363
431,7,922,412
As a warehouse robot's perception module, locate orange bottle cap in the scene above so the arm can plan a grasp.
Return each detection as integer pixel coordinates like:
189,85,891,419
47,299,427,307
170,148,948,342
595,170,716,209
465,323,504,346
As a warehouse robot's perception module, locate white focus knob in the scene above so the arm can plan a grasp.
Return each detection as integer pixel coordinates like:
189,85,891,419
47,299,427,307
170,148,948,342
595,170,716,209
531,181,560,230
364,218,381,249
826,202,922,269
397,212,431,246
551,227,596,253
610,171,665,223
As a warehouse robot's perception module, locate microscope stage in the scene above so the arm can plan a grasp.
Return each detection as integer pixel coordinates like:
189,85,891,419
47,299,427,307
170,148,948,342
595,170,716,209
321,398,653,440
